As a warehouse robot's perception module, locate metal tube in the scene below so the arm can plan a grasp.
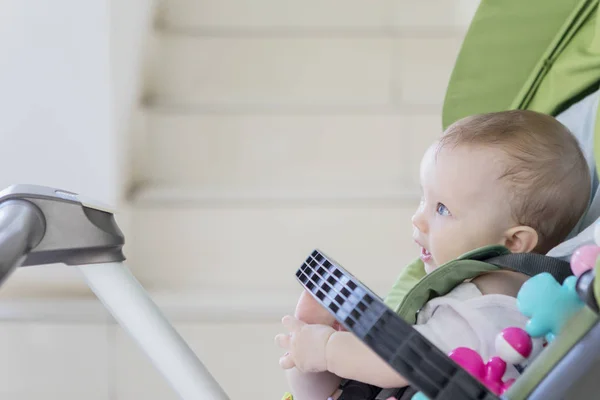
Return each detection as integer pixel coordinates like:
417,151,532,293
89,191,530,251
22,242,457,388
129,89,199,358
78,262,230,400
0,200,45,285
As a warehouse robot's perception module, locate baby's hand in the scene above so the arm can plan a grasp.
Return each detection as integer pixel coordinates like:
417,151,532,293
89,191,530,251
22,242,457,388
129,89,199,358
275,315,336,373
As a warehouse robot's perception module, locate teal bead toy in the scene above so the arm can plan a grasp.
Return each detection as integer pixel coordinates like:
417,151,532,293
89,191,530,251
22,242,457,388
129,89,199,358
516,273,584,342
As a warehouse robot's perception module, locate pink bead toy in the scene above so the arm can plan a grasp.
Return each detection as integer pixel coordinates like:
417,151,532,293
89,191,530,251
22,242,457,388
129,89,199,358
448,348,513,395
447,327,533,395
570,244,600,277
495,327,533,364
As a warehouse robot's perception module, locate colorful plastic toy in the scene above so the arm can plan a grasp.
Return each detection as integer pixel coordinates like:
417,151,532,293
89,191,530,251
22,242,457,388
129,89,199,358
449,348,512,395
410,391,428,400
495,327,533,365
570,244,600,277
516,273,584,342
411,327,532,399
447,327,534,395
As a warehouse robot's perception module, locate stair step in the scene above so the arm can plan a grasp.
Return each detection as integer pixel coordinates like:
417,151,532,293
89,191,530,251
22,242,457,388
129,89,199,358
126,200,418,294
139,112,441,194
157,0,478,31
146,34,463,108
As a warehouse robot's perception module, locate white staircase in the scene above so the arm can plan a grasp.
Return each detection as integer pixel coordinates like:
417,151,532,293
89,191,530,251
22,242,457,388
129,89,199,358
130,0,477,296
120,1,478,398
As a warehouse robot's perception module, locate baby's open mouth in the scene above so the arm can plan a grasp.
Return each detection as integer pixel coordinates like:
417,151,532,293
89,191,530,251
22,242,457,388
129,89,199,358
420,246,432,262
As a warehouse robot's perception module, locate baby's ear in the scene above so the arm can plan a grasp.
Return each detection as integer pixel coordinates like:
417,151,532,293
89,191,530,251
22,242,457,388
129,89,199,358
502,226,539,253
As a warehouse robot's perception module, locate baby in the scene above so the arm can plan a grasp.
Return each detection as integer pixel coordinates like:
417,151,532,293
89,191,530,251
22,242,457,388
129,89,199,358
275,110,592,399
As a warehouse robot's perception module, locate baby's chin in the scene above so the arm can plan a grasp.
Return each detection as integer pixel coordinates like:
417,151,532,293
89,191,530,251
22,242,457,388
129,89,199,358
423,260,437,274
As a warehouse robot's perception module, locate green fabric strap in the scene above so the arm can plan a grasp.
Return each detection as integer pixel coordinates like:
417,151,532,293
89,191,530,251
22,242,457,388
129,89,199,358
383,257,426,312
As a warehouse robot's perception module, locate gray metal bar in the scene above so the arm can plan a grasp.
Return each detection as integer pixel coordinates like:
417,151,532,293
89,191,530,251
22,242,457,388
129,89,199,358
0,199,45,285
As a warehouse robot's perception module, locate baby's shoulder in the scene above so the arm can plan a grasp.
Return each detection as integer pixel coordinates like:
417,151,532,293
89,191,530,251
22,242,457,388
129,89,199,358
470,270,530,297
417,281,524,325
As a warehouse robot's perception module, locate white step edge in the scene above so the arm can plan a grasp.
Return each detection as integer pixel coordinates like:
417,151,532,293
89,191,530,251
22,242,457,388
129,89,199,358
130,184,422,207
140,103,443,115
153,26,469,38
0,288,300,324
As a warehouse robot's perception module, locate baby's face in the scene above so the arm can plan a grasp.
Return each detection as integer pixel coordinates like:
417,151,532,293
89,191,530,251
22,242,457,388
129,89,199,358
412,143,516,273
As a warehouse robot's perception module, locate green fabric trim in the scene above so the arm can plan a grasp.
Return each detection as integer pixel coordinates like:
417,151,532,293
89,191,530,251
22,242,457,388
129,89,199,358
396,260,499,324
506,307,599,400
383,258,426,312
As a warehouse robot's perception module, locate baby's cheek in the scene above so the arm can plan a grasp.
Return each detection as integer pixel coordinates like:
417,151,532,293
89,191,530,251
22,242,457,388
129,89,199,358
431,244,450,266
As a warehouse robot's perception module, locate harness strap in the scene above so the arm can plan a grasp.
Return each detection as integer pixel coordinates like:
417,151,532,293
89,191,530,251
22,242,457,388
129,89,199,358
486,253,573,283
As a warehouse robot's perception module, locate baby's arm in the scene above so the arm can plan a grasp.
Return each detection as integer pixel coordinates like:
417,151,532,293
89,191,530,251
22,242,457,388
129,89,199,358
282,291,343,400
280,281,535,395
326,330,408,388
277,316,407,389
285,369,341,400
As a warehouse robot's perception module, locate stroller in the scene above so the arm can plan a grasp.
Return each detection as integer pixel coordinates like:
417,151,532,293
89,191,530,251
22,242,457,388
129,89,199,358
294,1,600,399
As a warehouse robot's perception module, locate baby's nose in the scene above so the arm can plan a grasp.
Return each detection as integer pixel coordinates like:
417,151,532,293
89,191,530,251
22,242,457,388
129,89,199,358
411,212,428,234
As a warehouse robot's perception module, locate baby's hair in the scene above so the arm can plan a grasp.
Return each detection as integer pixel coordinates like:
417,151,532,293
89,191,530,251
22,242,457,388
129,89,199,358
438,110,591,253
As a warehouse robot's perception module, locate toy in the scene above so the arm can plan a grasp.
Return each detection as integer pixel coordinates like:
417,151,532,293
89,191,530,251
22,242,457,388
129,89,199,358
449,348,513,395
410,392,428,400
517,272,584,342
570,244,600,277
494,327,533,364
412,327,532,399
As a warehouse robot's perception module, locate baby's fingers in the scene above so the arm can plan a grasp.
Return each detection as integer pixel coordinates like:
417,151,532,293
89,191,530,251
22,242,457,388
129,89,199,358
279,352,295,369
274,333,291,350
275,331,295,370
279,353,296,369
282,315,304,332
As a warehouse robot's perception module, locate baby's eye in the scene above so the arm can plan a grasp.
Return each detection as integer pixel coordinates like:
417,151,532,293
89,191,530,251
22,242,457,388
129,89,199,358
436,203,451,216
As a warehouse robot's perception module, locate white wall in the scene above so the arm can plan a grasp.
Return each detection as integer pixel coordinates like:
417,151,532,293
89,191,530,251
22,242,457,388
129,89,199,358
0,0,113,202
0,0,154,213
111,0,157,196
0,0,155,296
